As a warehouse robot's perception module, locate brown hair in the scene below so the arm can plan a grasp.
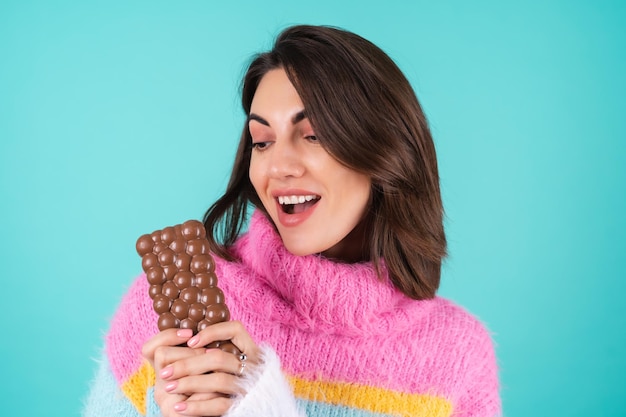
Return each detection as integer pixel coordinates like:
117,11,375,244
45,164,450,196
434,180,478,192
204,25,446,300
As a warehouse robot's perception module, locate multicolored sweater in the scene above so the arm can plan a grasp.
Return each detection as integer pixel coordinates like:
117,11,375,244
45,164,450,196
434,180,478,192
83,211,501,417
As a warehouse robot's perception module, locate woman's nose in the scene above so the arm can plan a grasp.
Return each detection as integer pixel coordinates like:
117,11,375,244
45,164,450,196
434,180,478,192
267,137,304,179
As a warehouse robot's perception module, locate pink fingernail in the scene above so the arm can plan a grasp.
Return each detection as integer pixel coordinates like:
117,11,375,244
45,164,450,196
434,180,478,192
160,365,173,379
174,402,187,412
164,381,177,392
177,329,193,338
187,336,199,347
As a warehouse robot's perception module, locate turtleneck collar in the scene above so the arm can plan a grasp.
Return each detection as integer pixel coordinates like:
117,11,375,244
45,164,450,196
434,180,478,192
231,211,432,336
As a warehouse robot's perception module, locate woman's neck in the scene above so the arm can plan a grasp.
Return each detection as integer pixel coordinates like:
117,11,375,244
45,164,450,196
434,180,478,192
321,216,371,263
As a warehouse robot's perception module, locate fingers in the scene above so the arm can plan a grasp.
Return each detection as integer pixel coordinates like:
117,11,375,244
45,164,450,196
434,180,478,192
153,382,188,417
160,348,244,380
144,321,261,416
142,328,194,364
159,368,240,416
155,356,239,416
187,321,261,363
175,394,233,417
164,372,241,397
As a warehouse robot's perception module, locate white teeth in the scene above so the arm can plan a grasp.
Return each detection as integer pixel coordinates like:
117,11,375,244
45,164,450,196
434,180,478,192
278,195,317,205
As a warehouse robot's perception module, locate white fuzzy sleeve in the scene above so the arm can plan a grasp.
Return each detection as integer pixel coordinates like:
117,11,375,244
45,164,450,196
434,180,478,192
224,344,307,417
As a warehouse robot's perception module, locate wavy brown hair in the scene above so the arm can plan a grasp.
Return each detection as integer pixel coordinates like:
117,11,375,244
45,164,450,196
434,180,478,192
204,25,446,300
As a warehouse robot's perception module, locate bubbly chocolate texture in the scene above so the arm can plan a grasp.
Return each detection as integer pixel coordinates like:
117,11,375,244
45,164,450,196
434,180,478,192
136,220,239,354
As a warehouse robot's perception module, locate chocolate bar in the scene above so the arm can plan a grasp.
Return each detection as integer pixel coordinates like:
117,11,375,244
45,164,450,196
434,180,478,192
136,220,239,354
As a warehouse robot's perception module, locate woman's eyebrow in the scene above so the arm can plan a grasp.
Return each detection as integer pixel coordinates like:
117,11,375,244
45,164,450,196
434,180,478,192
248,113,269,126
248,110,308,127
291,110,307,124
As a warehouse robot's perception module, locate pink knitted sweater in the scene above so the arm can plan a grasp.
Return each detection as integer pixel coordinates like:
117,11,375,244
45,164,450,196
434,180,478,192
84,211,501,417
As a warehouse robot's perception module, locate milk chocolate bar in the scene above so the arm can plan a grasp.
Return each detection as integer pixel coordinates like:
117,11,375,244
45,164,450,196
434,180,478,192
136,220,239,354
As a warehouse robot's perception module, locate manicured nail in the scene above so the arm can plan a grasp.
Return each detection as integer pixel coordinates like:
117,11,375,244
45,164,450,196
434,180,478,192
164,381,177,392
174,402,187,412
177,329,193,338
160,365,173,379
187,336,199,347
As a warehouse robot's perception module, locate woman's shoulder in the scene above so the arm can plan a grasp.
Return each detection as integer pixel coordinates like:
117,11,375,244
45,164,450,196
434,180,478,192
385,295,497,368
422,297,501,414
395,297,499,406
413,296,495,345
431,296,492,330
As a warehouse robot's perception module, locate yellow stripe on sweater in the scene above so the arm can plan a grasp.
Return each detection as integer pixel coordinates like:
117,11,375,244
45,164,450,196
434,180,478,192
289,376,453,417
121,361,156,415
119,362,452,417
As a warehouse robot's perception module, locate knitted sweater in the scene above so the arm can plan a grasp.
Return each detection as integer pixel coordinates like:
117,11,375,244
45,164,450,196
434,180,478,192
83,211,501,417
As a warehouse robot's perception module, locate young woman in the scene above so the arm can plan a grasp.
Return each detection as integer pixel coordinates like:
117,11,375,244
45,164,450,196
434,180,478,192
84,25,500,417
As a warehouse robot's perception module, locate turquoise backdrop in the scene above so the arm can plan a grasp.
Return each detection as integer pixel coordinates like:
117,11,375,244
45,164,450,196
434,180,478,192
1,1,624,416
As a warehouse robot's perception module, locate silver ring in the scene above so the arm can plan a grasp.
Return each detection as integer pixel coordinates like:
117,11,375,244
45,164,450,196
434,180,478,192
238,353,247,362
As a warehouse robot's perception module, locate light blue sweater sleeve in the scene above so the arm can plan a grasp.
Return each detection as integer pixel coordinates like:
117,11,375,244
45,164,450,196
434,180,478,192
82,351,145,417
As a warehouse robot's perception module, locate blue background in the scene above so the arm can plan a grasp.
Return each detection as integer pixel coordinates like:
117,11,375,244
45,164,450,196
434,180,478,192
1,1,624,416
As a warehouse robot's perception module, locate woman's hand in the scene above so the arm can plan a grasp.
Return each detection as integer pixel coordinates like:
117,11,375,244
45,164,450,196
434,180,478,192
142,321,260,416
142,328,195,417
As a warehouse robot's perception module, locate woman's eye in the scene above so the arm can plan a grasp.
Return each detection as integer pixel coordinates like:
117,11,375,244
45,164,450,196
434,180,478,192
305,135,318,142
251,141,269,150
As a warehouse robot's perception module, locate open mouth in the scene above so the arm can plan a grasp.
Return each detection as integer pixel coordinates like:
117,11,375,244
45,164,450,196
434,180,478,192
277,195,320,214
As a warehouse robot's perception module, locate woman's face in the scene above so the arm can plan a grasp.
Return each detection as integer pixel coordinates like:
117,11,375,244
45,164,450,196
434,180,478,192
248,69,371,261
